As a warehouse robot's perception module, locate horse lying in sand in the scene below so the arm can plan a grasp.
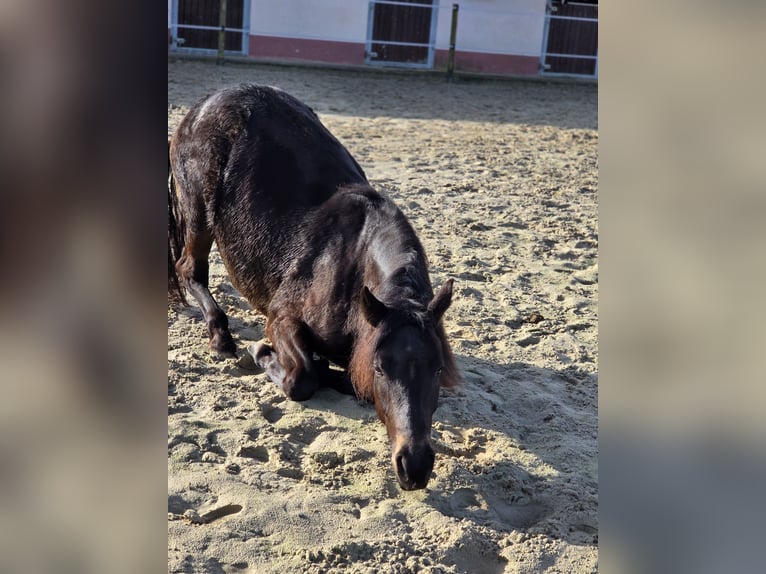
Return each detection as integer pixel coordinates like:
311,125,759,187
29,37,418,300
168,84,458,490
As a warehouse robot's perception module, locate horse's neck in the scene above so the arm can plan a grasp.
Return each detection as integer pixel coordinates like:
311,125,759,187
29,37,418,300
365,243,424,299
385,265,431,303
361,201,431,305
368,226,415,272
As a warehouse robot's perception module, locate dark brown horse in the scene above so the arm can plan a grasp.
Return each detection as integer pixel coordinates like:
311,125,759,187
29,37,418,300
168,84,458,490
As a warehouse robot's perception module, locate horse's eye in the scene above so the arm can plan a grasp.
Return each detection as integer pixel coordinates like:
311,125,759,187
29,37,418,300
374,365,384,376
435,368,443,378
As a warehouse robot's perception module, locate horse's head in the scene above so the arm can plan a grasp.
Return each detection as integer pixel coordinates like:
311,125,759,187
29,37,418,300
360,279,454,490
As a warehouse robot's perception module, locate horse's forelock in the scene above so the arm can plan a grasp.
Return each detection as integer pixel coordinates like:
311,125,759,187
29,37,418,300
348,311,424,402
350,308,459,401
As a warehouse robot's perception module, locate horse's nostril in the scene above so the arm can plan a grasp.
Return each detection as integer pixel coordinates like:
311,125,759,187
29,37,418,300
395,453,405,477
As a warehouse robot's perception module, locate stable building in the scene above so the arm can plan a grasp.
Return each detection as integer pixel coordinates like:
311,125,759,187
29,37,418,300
168,1,597,79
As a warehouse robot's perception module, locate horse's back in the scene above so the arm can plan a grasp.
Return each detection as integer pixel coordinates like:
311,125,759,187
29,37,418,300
172,84,366,212
170,84,369,310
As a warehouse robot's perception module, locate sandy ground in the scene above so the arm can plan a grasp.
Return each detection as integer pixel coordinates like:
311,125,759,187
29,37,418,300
168,59,598,574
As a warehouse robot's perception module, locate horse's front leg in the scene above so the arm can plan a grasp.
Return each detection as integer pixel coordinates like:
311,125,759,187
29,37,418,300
253,317,320,401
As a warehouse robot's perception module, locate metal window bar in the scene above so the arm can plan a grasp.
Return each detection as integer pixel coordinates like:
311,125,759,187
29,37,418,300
540,2,598,78
548,15,598,23
176,24,247,33
173,25,249,55
170,0,250,55
369,0,436,8
545,53,598,60
367,39,432,49
366,0,439,69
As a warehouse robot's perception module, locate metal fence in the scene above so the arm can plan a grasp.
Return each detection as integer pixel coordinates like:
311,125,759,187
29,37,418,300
540,1,598,78
365,0,439,68
169,0,251,56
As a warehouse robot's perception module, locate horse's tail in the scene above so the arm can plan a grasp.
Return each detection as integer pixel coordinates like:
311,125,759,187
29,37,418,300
168,139,187,305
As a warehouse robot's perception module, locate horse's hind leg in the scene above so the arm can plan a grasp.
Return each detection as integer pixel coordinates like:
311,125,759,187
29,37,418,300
175,228,237,358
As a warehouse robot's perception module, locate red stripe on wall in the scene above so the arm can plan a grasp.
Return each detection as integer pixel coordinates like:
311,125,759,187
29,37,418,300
249,35,366,65
434,49,539,76
171,34,540,77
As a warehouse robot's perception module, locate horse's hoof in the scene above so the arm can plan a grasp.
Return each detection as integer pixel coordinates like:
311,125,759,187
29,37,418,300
236,347,263,371
251,341,275,367
210,333,237,359
210,348,237,361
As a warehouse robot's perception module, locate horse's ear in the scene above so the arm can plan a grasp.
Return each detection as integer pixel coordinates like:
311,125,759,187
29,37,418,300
361,286,387,327
428,279,454,323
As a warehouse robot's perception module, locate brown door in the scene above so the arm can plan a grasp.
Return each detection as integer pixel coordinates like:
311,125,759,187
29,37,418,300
543,1,598,76
176,0,245,52
368,0,435,66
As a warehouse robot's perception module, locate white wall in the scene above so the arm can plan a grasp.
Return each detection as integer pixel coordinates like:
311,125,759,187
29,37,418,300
249,0,369,43
168,0,548,59
434,0,547,56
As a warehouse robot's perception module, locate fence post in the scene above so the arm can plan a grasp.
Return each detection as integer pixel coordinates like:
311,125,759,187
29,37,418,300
447,4,459,80
217,0,227,65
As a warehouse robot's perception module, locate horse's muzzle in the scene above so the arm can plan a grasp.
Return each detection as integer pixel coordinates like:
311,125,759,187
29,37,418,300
393,442,436,490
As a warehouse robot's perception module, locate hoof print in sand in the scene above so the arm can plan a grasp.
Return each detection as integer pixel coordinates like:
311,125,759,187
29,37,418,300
276,467,304,480
261,405,284,424
237,444,269,462
183,504,243,525
516,335,541,347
